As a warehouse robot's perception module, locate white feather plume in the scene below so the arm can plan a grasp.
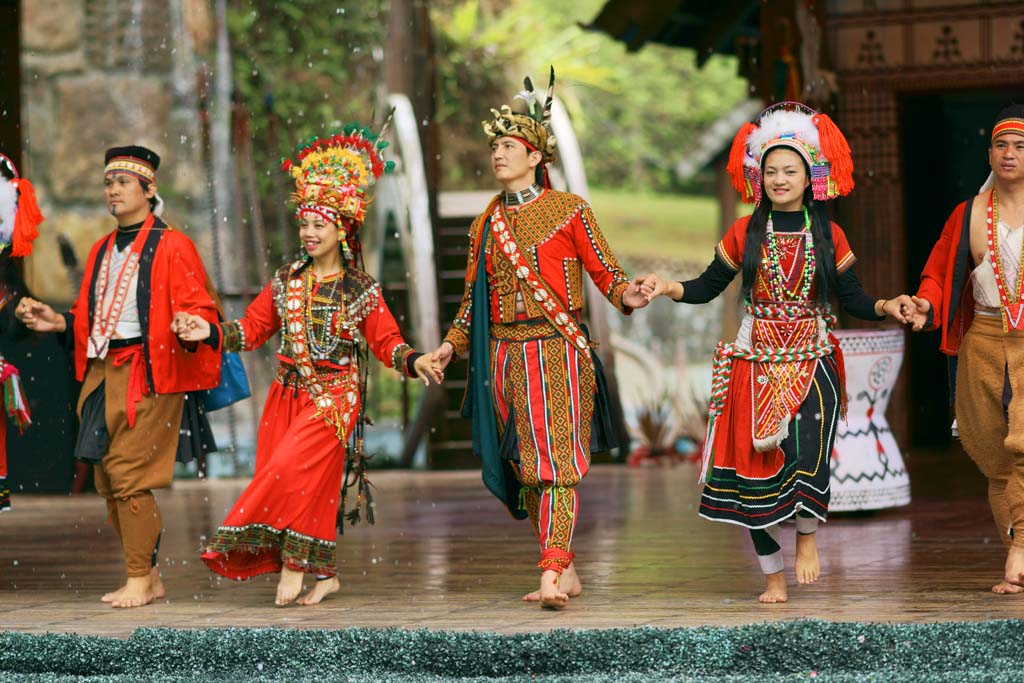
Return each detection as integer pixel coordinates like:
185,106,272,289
745,109,820,167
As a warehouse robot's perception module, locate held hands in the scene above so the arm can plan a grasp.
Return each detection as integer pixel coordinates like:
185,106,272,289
15,297,65,333
636,273,678,303
413,354,445,387
907,296,931,332
171,312,211,342
879,294,915,323
429,341,455,371
621,278,652,310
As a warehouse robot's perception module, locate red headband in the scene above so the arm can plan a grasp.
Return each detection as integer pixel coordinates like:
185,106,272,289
993,118,1024,141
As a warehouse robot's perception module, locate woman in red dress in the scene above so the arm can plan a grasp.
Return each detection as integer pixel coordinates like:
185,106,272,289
640,103,912,603
175,125,441,606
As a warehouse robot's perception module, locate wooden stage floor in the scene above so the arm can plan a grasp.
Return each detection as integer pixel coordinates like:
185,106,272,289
1,449,1020,636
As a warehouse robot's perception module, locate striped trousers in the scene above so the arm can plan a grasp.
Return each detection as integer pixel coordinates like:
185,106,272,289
490,323,594,573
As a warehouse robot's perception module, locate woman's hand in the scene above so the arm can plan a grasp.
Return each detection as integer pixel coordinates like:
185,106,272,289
414,353,445,386
636,273,680,302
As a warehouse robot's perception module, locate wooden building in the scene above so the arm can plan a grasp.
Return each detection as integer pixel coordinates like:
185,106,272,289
587,0,1024,448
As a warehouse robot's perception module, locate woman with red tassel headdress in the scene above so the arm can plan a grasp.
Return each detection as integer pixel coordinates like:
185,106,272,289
639,102,913,604
173,121,443,607
0,153,39,513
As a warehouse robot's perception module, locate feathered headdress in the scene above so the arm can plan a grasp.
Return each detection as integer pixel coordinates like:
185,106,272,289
483,66,559,167
726,101,854,204
281,115,396,229
0,153,43,257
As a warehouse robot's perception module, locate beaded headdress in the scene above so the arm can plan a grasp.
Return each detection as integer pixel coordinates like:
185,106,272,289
0,153,42,257
483,67,559,168
727,101,854,204
281,119,395,228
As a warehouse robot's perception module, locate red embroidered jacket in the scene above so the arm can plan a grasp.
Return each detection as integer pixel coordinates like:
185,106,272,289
444,190,631,357
915,199,975,355
215,261,418,376
70,222,220,394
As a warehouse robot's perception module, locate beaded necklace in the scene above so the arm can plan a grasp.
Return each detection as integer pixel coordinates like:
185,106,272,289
764,206,815,303
503,183,543,207
304,267,346,359
986,188,1024,331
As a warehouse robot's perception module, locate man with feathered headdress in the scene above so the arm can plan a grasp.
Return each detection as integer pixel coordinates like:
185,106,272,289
16,145,221,608
431,69,649,609
909,105,1024,594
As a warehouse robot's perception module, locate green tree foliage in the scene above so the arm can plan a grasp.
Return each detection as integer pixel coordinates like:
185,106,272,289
226,0,387,256
432,0,750,192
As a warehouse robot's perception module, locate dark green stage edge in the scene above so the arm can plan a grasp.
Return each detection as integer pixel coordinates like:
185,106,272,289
1,620,1021,682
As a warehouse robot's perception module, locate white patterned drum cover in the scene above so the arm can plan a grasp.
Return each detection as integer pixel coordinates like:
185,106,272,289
830,329,910,512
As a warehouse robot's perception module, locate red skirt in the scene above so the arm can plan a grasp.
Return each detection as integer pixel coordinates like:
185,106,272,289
201,372,358,579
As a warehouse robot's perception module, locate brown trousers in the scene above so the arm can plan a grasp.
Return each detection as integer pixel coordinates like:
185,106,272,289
78,358,184,577
956,313,1024,549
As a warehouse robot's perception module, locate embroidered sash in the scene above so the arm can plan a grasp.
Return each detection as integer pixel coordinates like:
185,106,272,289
88,215,154,358
487,203,593,362
284,267,358,442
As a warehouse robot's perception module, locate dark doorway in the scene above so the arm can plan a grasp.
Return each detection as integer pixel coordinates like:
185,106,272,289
901,89,1024,448
0,0,21,160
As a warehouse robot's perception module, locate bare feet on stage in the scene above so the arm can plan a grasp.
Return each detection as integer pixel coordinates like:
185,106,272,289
1003,546,1024,588
101,567,165,604
795,533,821,585
275,566,305,606
110,575,155,609
536,570,570,609
296,577,341,606
522,562,582,605
991,580,1024,594
758,571,788,603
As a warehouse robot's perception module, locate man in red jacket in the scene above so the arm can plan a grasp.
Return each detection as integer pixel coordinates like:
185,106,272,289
910,106,1024,593
17,146,220,608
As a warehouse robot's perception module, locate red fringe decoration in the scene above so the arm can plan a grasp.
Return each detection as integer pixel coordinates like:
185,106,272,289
814,113,855,196
11,178,43,258
726,122,757,202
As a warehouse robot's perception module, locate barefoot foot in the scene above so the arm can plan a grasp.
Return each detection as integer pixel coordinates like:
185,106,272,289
296,577,340,606
275,566,305,606
795,533,821,585
522,562,582,602
992,580,1024,594
538,569,569,609
102,567,165,603
758,571,788,603
1005,546,1024,586
110,575,154,609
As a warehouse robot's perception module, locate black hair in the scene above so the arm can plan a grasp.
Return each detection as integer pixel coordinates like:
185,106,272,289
137,178,159,212
740,148,838,306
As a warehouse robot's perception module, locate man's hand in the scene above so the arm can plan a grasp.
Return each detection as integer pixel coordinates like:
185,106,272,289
171,312,211,342
880,294,915,323
430,341,455,370
908,296,932,332
621,279,650,310
413,354,445,387
15,297,66,333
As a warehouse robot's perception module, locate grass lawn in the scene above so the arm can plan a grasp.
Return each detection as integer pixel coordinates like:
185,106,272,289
589,189,751,263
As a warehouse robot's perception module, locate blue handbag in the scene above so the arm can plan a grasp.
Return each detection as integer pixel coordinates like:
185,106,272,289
202,350,251,412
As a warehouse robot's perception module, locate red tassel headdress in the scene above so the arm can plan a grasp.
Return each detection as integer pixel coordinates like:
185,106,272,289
726,101,854,204
0,153,43,257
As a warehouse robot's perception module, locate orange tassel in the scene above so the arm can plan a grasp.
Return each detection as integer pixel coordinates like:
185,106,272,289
726,121,757,201
814,113,855,196
11,178,43,257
